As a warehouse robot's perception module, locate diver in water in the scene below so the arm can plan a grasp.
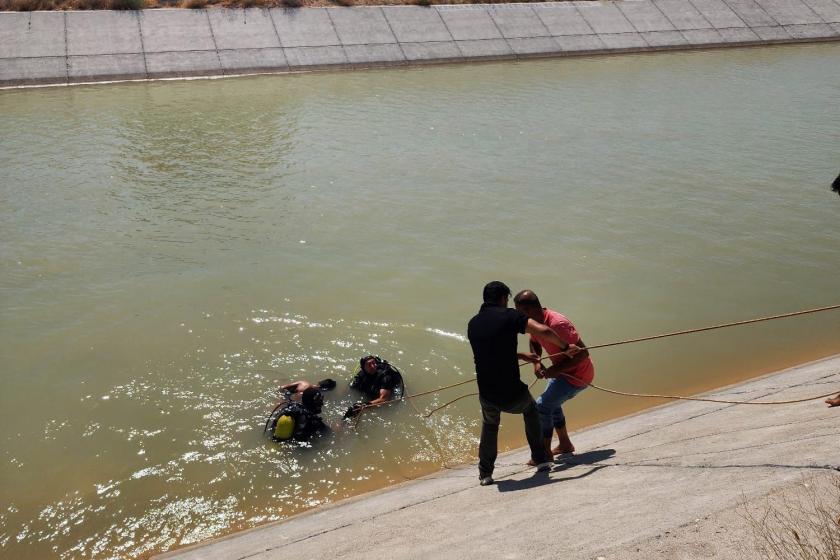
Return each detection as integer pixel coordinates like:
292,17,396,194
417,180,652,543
344,355,404,418
265,387,328,442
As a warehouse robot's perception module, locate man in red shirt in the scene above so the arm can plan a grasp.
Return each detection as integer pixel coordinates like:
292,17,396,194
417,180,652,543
514,290,594,458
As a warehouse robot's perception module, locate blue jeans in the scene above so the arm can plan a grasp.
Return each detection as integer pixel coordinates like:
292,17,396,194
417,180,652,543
536,376,586,438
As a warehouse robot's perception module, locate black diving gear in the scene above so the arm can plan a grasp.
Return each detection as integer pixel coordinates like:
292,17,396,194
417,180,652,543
351,356,404,400
265,388,326,442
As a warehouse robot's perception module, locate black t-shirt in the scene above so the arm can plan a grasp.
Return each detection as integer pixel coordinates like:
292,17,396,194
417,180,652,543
350,362,402,400
467,303,529,407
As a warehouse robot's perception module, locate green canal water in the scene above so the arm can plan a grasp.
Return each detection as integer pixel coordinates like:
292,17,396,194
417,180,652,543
2,43,839,559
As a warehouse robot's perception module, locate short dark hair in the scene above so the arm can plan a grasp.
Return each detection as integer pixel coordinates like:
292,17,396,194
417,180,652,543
482,281,511,303
302,387,323,411
360,355,380,370
832,172,840,197
318,378,336,391
513,289,542,310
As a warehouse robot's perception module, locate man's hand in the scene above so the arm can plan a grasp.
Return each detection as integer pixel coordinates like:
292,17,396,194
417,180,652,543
518,352,541,364
533,361,546,379
563,344,582,358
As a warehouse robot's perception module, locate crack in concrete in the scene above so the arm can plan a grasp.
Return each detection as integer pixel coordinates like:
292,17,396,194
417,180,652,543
591,373,838,451
615,430,840,465
615,414,837,456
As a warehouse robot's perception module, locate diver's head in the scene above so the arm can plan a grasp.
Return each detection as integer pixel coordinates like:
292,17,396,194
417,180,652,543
317,378,337,391
361,355,380,375
301,387,323,413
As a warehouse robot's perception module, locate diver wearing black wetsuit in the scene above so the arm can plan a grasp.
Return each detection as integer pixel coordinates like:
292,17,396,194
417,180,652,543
345,355,403,418
351,356,403,399
265,388,327,442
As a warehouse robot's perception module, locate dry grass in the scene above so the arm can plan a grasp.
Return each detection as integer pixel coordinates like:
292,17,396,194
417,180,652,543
1,0,566,10
743,474,840,560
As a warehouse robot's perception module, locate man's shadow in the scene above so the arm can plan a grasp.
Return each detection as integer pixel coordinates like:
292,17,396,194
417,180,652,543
495,448,616,492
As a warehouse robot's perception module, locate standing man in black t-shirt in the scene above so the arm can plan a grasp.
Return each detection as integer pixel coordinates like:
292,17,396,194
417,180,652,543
467,281,580,486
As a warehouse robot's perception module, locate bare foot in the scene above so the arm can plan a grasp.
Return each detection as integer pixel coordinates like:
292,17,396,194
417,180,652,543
551,445,575,455
826,394,840,407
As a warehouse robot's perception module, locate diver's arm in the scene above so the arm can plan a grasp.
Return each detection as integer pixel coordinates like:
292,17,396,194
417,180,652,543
367,388,393,405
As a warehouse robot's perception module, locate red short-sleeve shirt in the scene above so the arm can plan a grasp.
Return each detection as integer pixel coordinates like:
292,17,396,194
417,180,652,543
530,308,595,387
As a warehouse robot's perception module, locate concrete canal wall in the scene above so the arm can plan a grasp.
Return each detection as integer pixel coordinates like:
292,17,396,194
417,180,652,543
155,354,840,559
2,0,840,87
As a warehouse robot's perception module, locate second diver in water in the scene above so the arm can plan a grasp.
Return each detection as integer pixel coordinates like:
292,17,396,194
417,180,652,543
344,355,404,419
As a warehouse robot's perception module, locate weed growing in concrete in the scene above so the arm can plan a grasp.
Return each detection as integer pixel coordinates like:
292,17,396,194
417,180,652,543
743,474,840,560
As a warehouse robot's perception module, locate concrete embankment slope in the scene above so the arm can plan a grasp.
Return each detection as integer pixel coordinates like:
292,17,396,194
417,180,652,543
2,0,840,87
158,355,840,560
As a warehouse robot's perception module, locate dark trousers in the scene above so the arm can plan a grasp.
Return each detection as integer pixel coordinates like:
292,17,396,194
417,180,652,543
479,390,550,478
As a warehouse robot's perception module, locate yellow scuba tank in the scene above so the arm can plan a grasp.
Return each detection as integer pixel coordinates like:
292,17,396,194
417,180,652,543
273,414,295,440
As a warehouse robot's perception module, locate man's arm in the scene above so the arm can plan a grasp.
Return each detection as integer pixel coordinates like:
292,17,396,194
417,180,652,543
542,338,590,378
368,388,393,405
529,339,545,375
525,319,581,356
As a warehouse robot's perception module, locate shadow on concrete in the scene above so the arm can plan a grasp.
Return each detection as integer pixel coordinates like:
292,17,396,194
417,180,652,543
559,448,616,467
495,449,616,492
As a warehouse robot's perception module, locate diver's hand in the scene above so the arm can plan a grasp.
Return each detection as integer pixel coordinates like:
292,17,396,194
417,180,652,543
343,402,365,419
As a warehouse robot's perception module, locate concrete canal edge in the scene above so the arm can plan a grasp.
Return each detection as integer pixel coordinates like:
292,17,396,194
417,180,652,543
154,354,840,559
2,0,840,88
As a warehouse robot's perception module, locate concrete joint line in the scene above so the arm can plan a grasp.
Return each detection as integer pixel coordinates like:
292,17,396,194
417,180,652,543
571,2,608,50
734,0,781,27
526,4,555,37
204,9,225,74
135,12,150,79
614,2,654,48
244,479,510,560
689,0,748,29
234,522,357,560
323,8,350,64
63,11,69,82
632,430,840,465
379,6,408,63
816,0,838,23
432,6,465,58
651,0,699,45
527,7,559,49
621,415,837,457
598,375,838,451
481,7,515,56
267,8,286,51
